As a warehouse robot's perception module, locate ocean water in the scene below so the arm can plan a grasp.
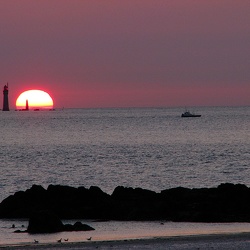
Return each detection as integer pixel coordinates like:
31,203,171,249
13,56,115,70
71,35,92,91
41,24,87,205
0,106,250,202
0,106,250,245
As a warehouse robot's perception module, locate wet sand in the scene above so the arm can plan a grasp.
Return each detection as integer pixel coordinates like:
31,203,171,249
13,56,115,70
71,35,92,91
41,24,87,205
2,233,250,250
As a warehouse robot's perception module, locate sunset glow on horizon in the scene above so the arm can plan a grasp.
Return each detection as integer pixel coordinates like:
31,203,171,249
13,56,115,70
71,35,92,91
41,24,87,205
16,90,53,110
1,1,250,108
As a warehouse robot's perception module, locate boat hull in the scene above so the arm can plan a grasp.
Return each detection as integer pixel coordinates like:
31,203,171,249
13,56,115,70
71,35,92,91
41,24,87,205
181,114,201,117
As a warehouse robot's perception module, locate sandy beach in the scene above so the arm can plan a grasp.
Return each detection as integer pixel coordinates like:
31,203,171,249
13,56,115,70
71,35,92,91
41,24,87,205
2,233,250,250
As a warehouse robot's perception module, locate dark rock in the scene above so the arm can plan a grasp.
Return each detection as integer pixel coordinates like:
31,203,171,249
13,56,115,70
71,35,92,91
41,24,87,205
1,183,250,222
0,185,47,218
0,184,114,219
27,210,95,234
112,186,157,201
63,223,74,231
27,210,63,234
63,221,95,231
111,186,159,220
14,229,27,233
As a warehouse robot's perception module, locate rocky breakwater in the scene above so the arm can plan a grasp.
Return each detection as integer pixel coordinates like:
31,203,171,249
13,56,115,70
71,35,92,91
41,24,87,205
0,183,250,222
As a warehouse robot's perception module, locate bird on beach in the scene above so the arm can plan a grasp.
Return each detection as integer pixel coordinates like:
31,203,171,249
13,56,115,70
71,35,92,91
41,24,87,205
64,238,69,241
34,239,39,244
57,238,62,243
87,237,92,241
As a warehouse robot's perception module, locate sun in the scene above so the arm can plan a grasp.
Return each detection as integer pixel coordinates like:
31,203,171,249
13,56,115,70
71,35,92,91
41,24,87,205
16,90,53,110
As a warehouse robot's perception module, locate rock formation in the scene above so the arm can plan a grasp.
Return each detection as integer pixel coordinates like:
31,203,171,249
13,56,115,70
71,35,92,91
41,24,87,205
1,183,250,222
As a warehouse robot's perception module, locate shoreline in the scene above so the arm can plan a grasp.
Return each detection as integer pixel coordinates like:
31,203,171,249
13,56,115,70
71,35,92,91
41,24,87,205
0,232,250,250
2,233,250,249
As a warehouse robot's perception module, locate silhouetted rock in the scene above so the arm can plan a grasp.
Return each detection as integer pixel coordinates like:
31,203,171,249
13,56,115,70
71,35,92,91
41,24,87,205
27,210,63,233
1,183,250,222
0,185,47,218
63,221,95,231
27,210,95,234
14,229,27,233
111,186,159,220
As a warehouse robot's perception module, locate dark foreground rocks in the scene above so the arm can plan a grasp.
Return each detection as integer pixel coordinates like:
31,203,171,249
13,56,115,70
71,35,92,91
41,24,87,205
27,210,95,234
15,210,95,234
1,183,250,222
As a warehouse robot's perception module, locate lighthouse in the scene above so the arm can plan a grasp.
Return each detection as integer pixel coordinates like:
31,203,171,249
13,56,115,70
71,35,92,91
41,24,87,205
3,83,9,111
25,99,29,111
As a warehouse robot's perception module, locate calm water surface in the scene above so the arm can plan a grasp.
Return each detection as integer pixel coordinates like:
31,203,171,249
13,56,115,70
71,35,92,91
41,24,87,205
0,106,250,245
0,106,250,201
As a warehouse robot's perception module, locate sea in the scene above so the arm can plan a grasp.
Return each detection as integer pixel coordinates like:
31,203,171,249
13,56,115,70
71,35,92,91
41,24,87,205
1,106,250,246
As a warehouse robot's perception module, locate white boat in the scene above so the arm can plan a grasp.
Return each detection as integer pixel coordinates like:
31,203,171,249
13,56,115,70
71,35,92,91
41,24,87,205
181,110,201,117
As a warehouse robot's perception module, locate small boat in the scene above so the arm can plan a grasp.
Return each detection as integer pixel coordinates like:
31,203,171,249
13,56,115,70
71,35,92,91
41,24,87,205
181,110,201,117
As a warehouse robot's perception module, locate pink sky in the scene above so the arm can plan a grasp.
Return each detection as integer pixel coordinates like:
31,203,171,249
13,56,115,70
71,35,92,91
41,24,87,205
0,0,250,109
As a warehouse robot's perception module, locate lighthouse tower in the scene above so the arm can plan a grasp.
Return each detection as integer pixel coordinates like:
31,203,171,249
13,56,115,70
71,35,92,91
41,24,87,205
25,99,29,111
3,83,9,111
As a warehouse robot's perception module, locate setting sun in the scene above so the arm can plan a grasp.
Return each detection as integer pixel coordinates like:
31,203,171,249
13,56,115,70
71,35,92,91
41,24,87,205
16,90,53,110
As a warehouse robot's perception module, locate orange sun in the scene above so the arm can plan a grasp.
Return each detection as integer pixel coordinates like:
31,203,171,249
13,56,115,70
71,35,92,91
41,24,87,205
16,90,53,110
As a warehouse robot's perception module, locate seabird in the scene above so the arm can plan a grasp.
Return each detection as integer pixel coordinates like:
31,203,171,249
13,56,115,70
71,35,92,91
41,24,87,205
87,237,92,241
57,238,62,243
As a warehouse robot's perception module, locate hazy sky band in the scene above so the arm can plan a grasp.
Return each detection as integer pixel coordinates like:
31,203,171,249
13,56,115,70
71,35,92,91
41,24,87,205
1,0,249,108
